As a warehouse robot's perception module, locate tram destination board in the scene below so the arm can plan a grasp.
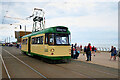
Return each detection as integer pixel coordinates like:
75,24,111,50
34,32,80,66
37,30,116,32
56,27,67,32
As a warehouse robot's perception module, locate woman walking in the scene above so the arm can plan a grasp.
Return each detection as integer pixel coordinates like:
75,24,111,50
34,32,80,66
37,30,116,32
92,46,95,56
113,47,117,60
110,46,114,60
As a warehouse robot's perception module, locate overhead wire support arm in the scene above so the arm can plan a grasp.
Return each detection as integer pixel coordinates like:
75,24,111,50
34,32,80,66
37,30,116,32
27,8,45,32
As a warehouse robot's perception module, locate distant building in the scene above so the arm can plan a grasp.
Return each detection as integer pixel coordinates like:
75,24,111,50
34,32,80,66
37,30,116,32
15,31,32,43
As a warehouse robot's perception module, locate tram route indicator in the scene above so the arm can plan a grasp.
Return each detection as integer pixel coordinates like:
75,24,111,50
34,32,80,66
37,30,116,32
56,27,67,32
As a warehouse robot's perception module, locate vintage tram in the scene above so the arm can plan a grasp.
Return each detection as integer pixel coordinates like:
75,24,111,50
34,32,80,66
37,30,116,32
21,26,71,63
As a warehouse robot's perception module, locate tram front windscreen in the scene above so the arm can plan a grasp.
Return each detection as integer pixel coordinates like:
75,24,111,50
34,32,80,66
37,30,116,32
48,33,70,45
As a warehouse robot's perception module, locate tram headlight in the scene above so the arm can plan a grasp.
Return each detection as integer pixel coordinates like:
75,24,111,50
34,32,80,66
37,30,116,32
50,49,54,52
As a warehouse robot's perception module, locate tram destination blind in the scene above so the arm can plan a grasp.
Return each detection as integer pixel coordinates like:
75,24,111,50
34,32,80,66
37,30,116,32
56,27,67,32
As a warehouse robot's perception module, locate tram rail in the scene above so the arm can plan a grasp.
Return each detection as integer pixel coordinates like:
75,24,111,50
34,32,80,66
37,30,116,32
2,49,48,80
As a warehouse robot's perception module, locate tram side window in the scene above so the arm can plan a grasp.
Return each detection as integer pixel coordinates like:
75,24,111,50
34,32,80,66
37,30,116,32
39,36,43,44
26,39,27,44
32,38,35,44
22,39,27,44
49,34,54,45
45,34,48,44
37,37,40,44
32,37,37,44
37,36,43,44
32,36,43,44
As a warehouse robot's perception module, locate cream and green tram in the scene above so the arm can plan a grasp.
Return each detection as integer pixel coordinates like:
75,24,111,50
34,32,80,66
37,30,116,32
21,26,71,62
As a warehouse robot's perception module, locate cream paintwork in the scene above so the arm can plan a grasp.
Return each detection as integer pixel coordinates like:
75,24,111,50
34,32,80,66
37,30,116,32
21,37,28,52
47,45,71,57
31,34,45,54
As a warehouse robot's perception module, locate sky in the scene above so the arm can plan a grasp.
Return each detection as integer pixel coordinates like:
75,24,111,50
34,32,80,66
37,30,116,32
0,0,119,48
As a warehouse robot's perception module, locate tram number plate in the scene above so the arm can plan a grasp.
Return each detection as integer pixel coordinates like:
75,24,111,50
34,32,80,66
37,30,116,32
56,27,67,32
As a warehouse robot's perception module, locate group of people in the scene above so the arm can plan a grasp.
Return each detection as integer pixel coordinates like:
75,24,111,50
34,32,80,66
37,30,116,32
71,43,119,62
84,43,94,61
71,43,97,61
84,45,97,56
71,43,80,59
110,46,117,61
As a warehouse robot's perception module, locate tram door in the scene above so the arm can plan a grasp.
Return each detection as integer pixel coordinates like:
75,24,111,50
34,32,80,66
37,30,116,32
28,37,31,54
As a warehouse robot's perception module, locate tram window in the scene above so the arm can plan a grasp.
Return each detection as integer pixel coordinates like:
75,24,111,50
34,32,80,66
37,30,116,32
22,39,24,44
37,37,40,44
45,34,48,44
39,36,43,44
34,37,37,44
32,38,35,44
55,34,69,45
49,34,54,45
22,39,27,44
32,37,36,44
37,36,43,44
26,39,27,44
32,37,43,44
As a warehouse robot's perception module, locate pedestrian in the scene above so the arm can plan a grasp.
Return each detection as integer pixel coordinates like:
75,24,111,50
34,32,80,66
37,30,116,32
71,44,74,58
74,43,77,50
86,43,92,61
110,46,114,60
73,43,78,59
92,46,95,56
95,47,97,52
80,45,82,51
73,48,76,59
19,43,21,49
83,46,86,55
17,44,19,48
74,49,80,59
113,47,117,60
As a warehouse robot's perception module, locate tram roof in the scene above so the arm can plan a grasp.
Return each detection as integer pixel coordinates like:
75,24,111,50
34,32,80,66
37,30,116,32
22,26,70,38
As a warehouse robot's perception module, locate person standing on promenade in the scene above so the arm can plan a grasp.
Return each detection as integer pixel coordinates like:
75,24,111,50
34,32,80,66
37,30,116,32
113,47,117,60
74,43,77,50
86,43,92,61
83,46,86,55
110,46,114,60
71,44,74,58
74,49,80,59
95,47,97,52
80,45,82,51
73,43,77,59
92,46,95,56
19,43,21,49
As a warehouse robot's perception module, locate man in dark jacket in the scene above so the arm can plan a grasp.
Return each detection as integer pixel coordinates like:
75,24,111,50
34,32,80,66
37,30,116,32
86,43,92,61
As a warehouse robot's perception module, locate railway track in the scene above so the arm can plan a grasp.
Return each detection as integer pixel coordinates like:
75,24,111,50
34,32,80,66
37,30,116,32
2,48,48,80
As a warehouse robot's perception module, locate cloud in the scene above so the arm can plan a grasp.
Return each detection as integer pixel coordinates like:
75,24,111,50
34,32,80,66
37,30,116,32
0,1,118,45
46,12,117,32
1,0,119,2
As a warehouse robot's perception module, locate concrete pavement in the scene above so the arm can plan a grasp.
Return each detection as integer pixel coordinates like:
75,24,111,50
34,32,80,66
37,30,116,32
74,52,118,69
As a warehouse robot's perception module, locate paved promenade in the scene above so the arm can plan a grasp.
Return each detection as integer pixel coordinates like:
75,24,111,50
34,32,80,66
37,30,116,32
75,52,119,69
